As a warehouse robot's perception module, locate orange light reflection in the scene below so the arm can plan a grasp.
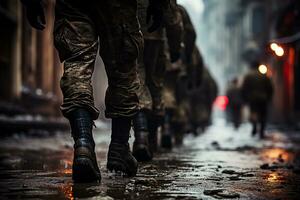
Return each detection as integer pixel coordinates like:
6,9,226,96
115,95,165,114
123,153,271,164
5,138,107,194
62,168,73,175
267,172,279,183
261,148,292,162
61,184,74,200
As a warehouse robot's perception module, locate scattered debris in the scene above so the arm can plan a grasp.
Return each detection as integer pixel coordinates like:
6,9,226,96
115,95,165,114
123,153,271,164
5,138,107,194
260,163,270,169
204,189,240,199
260,163,279,170
260,162,296,170
241,173,255,177
235,145,255,151
203,189,224,195
140,164,158,171
134,178,158,186
217,190,240,198
229,176,243,181
211,141,220,149
222,169,236,175
205,177,223,181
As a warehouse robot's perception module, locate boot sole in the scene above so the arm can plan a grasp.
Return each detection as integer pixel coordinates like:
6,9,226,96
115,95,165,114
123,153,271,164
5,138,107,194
133,145,153,162
72,157,101,183
107,158,137,177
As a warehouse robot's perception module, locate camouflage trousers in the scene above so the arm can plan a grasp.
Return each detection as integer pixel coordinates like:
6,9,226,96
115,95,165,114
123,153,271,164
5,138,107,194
54,0,143,119
163,64,190,131
138,39,167,117
136,0,167,118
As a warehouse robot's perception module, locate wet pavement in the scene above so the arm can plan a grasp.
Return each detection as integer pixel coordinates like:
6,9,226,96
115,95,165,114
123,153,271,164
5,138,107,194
0,119,300,200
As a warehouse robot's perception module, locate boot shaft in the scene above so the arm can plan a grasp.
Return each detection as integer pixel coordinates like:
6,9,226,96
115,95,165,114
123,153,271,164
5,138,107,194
68,109,101,182
133,111,148,132
111,117,132,144
69,108,94,145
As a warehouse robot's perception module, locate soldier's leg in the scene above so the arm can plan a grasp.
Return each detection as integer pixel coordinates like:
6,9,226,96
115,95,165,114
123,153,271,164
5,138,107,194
53,4,100,182
133,111,153,161
252,120,257,136
132,48,153,162
145,40,166,117
260,119,266,138
251,110,257,136
162,84,177,148
144,39,167,150
173,122,184,145
163,101,188,148
132,0,161,160
133,39,165,160
249,104,258,136
95,0,143,176
172,101,189,146
160,109,174,149
259,104,268,139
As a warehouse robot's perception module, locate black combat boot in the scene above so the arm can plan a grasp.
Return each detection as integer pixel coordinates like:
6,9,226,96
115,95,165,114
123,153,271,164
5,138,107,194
260,120,266,139
148,119,160,153
251,121,257,136
161,110,173,149
107,118,138,176
69,109,101,183
173,122,184,146
132,112,152,162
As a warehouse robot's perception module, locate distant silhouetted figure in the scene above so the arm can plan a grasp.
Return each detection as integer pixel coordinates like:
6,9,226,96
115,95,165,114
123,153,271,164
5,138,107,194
241,62,274,138
226,78,243,129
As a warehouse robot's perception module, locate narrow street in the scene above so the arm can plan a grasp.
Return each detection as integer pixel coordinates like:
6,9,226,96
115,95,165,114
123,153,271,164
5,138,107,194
1,0,300,199
1,119,299,200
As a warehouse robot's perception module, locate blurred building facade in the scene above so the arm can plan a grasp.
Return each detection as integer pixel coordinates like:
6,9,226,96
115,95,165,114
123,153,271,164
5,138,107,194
0,0,108,134
0,0,62,116
0,0,108,120
268,0,300,124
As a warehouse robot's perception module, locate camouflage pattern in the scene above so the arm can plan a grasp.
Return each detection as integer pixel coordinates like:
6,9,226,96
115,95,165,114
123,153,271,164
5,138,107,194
162,63,180,110
137,0,183,117
54,0,143,119
137,0,165,41
178,5,196,65
144,40,168,116
162,4,199,128
165,0,184,62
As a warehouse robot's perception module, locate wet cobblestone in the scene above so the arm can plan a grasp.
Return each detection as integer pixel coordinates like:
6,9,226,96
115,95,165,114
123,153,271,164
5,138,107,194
0,120,300,200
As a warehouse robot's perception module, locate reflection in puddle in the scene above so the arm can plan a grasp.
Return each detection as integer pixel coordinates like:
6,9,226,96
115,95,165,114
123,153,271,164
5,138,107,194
61,168,72,175
267,172,279,183
261,148,293,162
61,184,74,200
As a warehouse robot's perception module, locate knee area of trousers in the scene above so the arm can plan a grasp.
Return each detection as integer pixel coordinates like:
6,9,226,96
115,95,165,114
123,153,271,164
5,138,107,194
60,77,92,96
119,28,144,68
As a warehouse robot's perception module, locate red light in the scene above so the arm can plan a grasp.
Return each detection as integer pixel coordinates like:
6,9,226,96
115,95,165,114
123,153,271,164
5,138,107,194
214,96,229,111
